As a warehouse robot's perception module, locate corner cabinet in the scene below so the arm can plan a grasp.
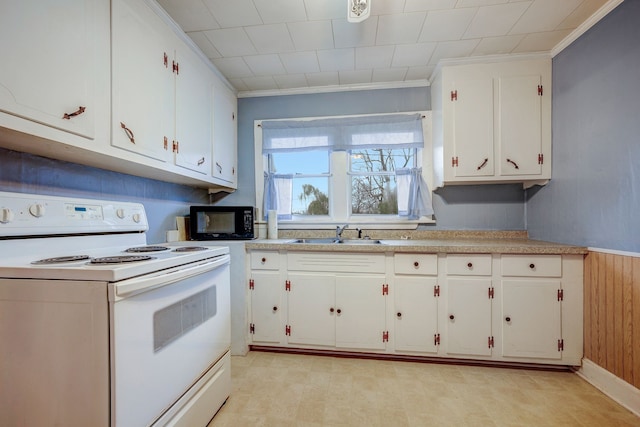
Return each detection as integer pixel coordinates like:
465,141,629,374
431,57,551,189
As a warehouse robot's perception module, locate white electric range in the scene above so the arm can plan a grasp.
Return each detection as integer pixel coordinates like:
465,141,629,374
0,191,231,427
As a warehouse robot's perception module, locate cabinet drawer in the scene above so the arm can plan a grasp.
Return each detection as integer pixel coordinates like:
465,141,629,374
394,254,438,275
250,251,280,270
501,255,561,277
287,252,385,273
447,254,492,276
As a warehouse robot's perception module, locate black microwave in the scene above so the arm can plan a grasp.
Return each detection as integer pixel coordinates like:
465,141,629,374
190,206,255,240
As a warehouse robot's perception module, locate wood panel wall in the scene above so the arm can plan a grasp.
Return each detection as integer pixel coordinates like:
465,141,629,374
584,250,640,388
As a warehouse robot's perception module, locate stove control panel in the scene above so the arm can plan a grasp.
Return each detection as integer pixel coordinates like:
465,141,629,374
0,191,148,237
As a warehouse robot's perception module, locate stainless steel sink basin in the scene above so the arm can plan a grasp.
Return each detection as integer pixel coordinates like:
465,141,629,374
291,238,382,244
337,239,382,244
291,238,340,244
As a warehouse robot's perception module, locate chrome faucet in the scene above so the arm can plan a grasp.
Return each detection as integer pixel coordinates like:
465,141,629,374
336,224,348,240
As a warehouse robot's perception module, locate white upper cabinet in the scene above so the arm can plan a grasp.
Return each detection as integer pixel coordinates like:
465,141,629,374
0,0,109,142
431,56,551,188
212,86,238,187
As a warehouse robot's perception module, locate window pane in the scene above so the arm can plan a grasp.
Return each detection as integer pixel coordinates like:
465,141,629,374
351,175,398,215
293,177,329,215
350,148,414,173
271,150,329,174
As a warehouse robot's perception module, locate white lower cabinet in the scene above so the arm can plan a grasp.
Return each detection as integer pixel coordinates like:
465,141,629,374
249,271,283,344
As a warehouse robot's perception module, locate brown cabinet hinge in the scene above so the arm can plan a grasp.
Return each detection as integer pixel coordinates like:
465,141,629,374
382,331,389,342
382,284,389,295
558,339,564,351
285,325,291,336
434,285,440,297
488,287,494,299
557,289,564,301
285,280,291,291
173,60,179,75
163,136,168,150
452,156,459,167
163,52,168,68
249,323,255,334
172,140,179,153
249,279,254,290
538,85,543,96
538,153,544,165
488,336,494,348
434,333,440,346
451,90,458,101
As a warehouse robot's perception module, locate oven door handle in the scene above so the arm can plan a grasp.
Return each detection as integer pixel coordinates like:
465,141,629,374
114,255,230,298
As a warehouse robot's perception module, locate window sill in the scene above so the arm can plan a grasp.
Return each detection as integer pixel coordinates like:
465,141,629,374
257,217,435,230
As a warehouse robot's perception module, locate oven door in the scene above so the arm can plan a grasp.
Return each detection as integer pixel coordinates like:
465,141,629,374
109,255,230,427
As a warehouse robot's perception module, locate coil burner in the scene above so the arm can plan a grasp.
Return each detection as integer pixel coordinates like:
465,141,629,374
173,246,208,252
125,246,170,253
31,255,91,265
90,255,155,264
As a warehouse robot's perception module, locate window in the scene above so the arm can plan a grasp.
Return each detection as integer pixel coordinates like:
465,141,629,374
255,112,434,228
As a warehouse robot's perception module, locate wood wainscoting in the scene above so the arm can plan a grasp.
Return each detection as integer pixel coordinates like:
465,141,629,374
584,249,640,388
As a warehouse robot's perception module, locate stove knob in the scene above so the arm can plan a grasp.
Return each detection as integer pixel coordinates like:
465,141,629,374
29,203,46,218
116,208,126,219
132,213,141,223
0,207,14,224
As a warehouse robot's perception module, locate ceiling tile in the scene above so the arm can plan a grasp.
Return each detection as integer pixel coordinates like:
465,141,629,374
274,73,309,89
204,28,257,57
245,24,295,54
511,0,582,34
156,0,219,32
227,78,250,91
419,8,477,42
279,51,320,74
332,17,378,48
392,43,437,67
557,0,608,30
288,20,335,51
202,0,263,27
305,71,340,87
376,13,427,45
355,45,395,69
187,31,222,59
317,48,355,72
511,29,573,52
372,0,406,15
404,0,458,12
339,69,373,85
211,57,254,78
463,2,531,39
304,0,345,20
405,65,434,80
472,34,524,55
372,67,408,82
456,0,508,7
253,0,307,24
242,76,278,90
428,39,480,64
243,54,287,76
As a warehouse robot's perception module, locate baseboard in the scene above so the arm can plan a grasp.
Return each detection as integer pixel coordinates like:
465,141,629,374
576,359,640,417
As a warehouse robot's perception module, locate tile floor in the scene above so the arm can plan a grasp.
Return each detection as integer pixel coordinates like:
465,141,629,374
208,351,639,427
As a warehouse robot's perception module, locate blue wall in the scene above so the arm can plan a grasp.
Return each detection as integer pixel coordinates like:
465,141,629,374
526,0,640,252
225,87,525,230
0,147,208,243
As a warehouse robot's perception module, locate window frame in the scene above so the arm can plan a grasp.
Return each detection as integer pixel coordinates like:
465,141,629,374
254,111,434,229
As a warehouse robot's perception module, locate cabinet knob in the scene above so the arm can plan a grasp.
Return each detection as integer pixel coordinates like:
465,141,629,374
330,307,334,313
336,308,342,314
261,257,266,263
529,263,535,269
413,261,419,268
273,306,278,312
505,316,511,322
467,262,473,268
397,312,402,318
449,314,455,320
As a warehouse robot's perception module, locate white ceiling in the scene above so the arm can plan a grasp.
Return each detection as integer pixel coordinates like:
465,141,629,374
156,0,609,96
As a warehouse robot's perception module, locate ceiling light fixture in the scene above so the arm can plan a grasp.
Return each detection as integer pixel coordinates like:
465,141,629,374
347,0,370,23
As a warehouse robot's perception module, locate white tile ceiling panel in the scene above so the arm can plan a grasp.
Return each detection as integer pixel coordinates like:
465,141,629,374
376,13,428,45
463,2,531,39
156,0,219,32
419,8,478,42
158,0,610,94
202,0,262,28
279,51,321,74
317,48,355,72
355,46,395,69
245,24,295,54
253,0,307,24
332,18,378,48
392,43,437,67
243,54,287,76
288,20,335,51
511,0,583,34
204,28,257,57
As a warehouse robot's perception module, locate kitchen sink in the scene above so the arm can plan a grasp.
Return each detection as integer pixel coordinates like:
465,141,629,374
290,238,383,244
291,238,340,244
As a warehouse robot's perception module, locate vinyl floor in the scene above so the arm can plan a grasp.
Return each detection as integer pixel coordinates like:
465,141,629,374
207,351,639,427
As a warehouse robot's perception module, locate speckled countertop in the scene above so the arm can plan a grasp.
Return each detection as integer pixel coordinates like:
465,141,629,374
245,230,587,255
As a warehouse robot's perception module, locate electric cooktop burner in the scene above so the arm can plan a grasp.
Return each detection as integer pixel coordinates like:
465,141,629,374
90,255,155,264
173,246,208,252
125,246,170,253
32,255,92,265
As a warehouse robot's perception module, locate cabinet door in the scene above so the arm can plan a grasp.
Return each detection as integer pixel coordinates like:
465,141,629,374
501,279,561,359
250,271,282,344
287,273,335,347
0,0,101,139
449,78,494,177
498,75,543,176
446,278,492,356
174,47,213,174
212,88,238,186
335,276,386,350
395,277,438,353
111,0,174,162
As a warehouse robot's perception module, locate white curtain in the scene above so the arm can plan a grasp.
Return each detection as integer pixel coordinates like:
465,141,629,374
262,172,293,220
397,168,434,219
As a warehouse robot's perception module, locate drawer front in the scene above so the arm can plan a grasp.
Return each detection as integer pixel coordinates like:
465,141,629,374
287,252,386,273
394,253,438,275
447,254,492,276
250,251,280,270
501,255,561,277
